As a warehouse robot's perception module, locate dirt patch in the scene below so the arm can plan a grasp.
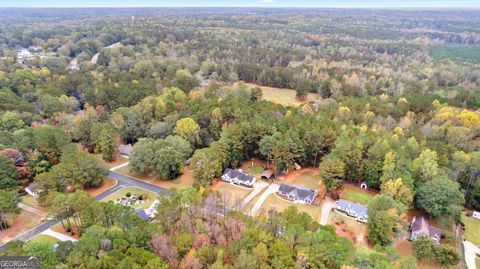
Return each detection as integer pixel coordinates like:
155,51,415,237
85,177,117,197
0,210,45,245
328,211,371,248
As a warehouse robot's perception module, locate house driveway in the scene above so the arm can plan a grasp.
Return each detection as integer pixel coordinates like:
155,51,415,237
464,240,480,269
250,184,280,216
238,181,269,209
320,199,335,225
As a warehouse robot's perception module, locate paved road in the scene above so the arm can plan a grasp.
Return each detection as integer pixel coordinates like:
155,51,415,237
0,171,170,251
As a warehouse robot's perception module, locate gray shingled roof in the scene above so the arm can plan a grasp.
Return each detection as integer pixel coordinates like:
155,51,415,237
223,168,255,184
411,217,442,238
337,199,368,218
278,184,316,201
135,208,149,221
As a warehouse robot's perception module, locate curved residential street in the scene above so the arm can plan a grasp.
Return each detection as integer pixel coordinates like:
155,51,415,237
0,170,170,251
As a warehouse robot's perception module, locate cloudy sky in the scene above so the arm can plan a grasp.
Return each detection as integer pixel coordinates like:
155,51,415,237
1,0,479,7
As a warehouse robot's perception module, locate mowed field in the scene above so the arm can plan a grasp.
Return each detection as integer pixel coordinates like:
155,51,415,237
245,83,318,106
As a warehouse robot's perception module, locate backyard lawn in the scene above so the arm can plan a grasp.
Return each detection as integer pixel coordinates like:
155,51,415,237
341,184,376,205
246,164,264,175
102,186,156,209
462,212,480,246
31,234,59,244
257,194,322,221
211,181,253,209
286,171,321,190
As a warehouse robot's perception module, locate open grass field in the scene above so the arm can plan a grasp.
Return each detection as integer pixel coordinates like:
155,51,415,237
285,171,321,190
328,211,369,248
462,212,480,247
341,184,377,205
0,210,44,245
257,194,322,221
31,234,59,244
116,166,194,190
211,181,253,209
102,186,156,209
245,83,318,106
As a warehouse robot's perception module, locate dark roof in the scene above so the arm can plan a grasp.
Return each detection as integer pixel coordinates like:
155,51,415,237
278,184,317,201
223,168,255,183
336,199,368,218
135,208,149,221
411,217,442,238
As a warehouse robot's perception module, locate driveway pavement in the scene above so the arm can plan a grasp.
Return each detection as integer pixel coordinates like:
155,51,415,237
250,184,279,216
320,199,335,225
238,181,269,209
464,240,480,269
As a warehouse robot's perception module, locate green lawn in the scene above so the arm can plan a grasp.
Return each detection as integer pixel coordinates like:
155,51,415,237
288,171,321,190
342,189,374,205
102,186,156,209
211,181,252,209
31,235,59,244
247,164,264,175
462,212,480,247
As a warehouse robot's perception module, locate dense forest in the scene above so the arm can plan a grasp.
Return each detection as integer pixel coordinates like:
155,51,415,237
0,8,479,269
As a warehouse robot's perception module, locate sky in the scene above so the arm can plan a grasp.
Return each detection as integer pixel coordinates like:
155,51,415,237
1,0,479,8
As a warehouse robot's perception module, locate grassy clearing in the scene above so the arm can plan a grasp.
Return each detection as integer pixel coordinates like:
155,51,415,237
462,212,480,247
247,164,264,175
211,181,252,209
257,194,322,221
245,83,318,106
31,235,59,244
287,171,321,190
342,190,373,205
102,186,156,209
242,189,263,215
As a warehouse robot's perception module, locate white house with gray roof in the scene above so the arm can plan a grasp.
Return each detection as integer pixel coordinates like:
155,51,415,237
277,184,317,204
336,199,368,223
221,168,256,187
